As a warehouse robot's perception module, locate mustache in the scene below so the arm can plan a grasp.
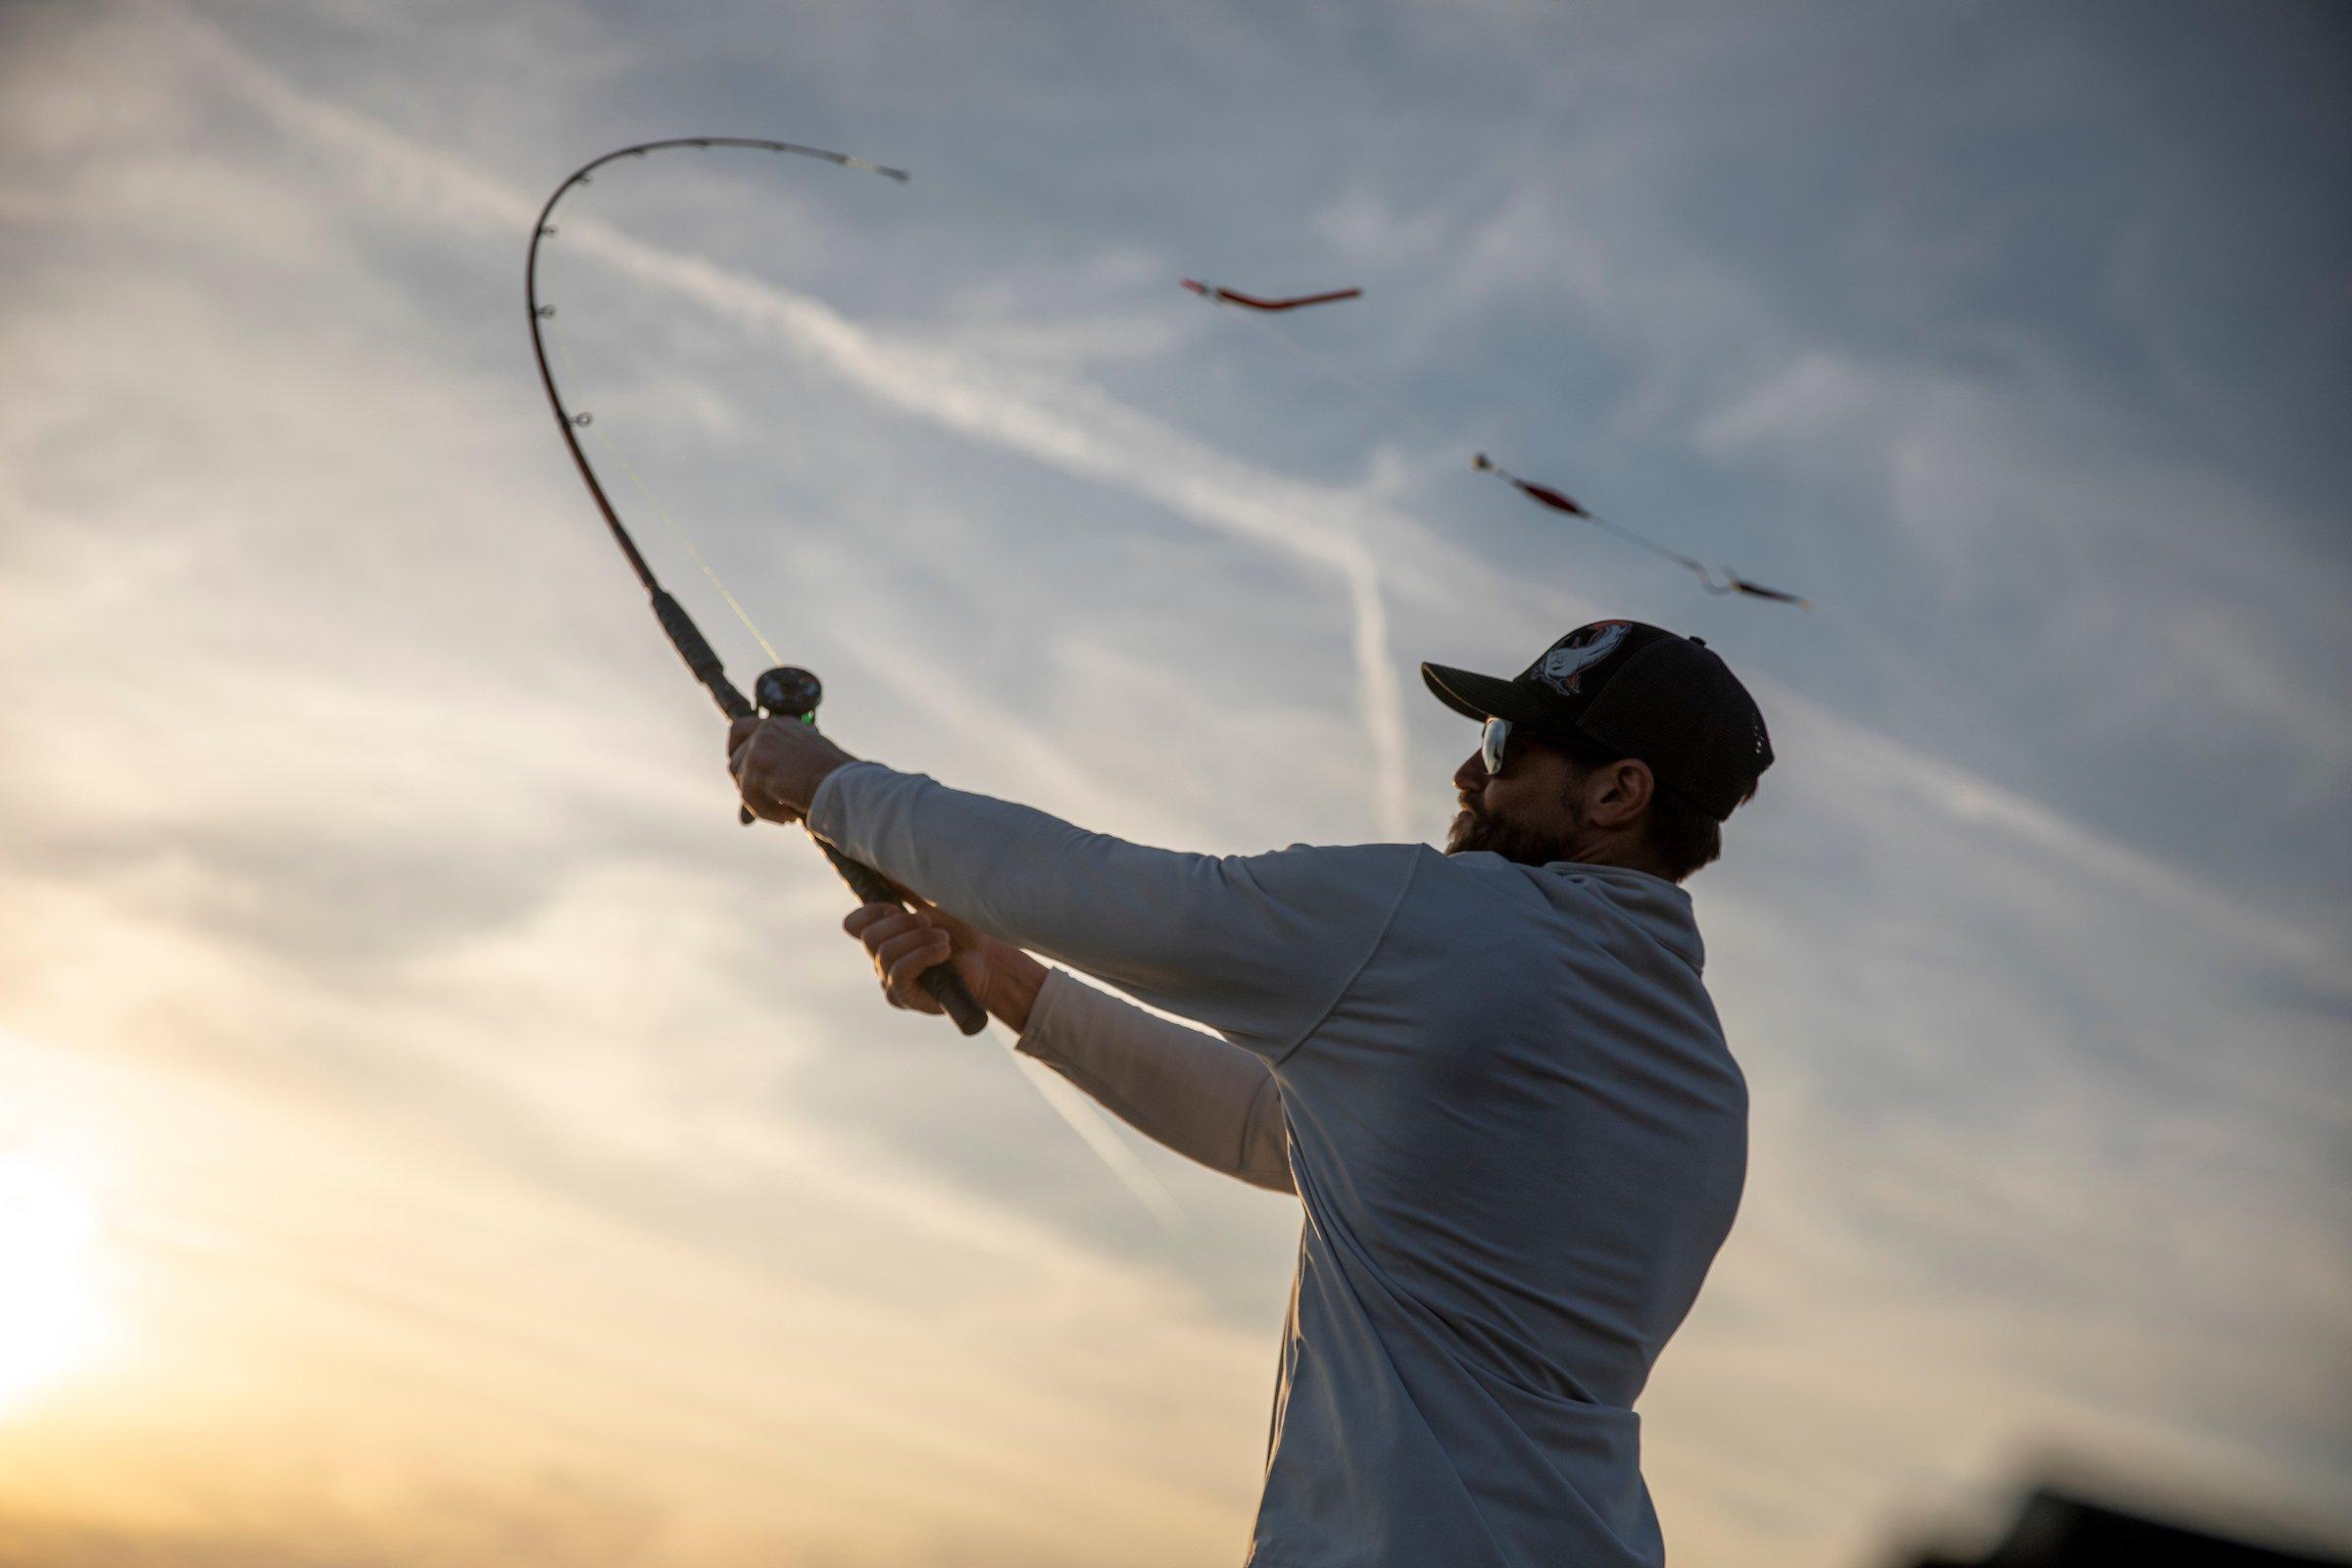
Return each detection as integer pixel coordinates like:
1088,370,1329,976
1445,794,1488,857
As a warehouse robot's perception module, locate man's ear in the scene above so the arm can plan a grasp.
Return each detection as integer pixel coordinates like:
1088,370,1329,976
1588,759,1655,828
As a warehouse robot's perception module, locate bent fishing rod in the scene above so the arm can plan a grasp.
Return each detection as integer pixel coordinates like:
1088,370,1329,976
524,136,987,1035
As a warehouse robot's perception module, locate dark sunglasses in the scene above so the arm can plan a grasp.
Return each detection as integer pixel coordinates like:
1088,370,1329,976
1480,716,1517,776
1482,716,1597,776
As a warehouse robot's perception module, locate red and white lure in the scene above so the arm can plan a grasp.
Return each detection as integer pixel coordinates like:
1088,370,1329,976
1470,456,1810,608
1180,279,1363,312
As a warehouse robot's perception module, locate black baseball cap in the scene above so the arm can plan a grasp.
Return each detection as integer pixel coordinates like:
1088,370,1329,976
1421,619,1773,820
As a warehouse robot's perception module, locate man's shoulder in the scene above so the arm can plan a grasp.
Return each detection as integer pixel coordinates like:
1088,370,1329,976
1256,839,1434,865
1396,853,1707,972
1236,840,1432,902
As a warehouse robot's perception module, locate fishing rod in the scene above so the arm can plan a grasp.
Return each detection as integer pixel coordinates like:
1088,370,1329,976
524,137,988,1036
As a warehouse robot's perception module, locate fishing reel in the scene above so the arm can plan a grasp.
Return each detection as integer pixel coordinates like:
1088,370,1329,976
754,665,823,723
734,665,823,826
741,664,990,1035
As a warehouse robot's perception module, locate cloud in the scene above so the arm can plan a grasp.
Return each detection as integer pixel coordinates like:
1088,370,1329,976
3,4,2348,1566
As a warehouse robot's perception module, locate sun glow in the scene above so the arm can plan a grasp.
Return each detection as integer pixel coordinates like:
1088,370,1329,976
0,1154,103,1411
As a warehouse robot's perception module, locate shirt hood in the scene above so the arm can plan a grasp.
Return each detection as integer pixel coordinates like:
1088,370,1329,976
1541,859,1707,974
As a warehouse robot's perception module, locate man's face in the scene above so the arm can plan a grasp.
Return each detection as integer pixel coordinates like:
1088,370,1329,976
1446,729,1589,866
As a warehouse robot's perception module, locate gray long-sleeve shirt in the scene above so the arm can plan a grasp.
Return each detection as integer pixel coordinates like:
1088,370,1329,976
808,761,1748,1568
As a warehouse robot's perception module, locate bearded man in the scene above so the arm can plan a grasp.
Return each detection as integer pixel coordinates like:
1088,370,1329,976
730,619,1772,1568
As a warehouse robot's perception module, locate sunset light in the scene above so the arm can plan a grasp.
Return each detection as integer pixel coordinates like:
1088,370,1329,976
0,1155,101,1412
3,3,2348,1564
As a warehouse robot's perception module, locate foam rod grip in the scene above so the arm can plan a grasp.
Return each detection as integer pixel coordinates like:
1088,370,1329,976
917,962,990,1036
814,840,990,1036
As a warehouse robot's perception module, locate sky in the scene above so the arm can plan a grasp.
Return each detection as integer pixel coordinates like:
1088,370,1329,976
1,0,2348,1563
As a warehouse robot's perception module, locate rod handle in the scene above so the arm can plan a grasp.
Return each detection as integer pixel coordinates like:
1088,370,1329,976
814,841,990,1035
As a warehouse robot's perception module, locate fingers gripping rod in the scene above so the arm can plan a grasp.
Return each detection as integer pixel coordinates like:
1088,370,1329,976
746,666,989,1034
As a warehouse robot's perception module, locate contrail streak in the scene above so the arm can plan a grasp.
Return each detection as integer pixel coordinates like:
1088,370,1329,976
558,226,1418,834
172,1,1415,834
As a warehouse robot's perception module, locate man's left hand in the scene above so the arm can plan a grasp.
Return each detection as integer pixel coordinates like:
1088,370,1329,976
727,715,858,824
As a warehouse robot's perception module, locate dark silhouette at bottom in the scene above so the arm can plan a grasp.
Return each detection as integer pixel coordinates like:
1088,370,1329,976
1898,1490,2349,1568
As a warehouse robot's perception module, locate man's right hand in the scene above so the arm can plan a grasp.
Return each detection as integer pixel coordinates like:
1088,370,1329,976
843,896,1047,1032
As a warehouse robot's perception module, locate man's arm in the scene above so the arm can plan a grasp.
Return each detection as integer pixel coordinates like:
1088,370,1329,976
845,904,1293,1194
808,761,1418,1058
1019,973,1293,1194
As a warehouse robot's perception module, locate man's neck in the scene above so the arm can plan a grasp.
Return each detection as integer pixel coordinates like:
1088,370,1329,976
1560,832,1677,884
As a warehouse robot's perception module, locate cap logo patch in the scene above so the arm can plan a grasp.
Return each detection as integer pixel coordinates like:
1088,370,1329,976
1531,619,1631,696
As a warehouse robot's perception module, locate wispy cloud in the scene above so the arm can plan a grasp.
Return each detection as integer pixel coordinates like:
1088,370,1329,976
3,2,2348,1565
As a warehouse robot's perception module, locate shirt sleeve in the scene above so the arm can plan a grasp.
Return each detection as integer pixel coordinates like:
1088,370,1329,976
806,761,1417,1058
1017,970,1293,1194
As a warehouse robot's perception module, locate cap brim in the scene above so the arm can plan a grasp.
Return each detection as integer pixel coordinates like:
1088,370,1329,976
1420,662,1561,727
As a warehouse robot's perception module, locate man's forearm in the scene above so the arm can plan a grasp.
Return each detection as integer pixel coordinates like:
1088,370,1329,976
1018,971,1293,1194
981,948,1048,1033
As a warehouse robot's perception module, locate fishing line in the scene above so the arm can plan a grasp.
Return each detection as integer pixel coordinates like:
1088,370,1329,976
542,307,784,665
753,159,1808,607
1184,285,1813,607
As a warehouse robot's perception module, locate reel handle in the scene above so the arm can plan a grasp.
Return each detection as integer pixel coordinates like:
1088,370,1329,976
749,665,989,1037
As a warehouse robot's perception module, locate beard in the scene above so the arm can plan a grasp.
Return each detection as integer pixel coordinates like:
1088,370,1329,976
1445,799,1580,867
